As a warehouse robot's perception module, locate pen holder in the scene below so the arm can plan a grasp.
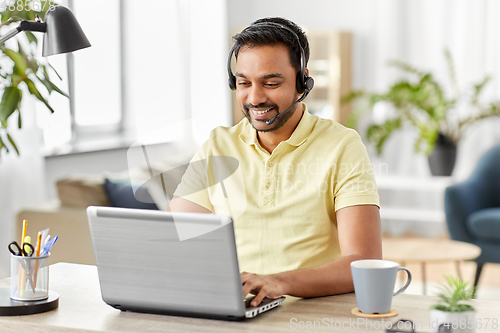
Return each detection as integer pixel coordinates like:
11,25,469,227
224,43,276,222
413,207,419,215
10,253,50,301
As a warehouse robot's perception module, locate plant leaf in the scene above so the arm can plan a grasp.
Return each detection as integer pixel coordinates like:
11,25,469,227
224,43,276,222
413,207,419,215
0,134,9,153
2,48,28,77
366,117,403,155
388,59,425,78
444,48,460,98
48,80,69,98
23,78,55,113
36,74,69,98
341,91,366,104
18,110,22,129
25,31,38,44
0,86,22,122
7,132,19,155
472,76,491,105
17,41,38,73
47,62,63,81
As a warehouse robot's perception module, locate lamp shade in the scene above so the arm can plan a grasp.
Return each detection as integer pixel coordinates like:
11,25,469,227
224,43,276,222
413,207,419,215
42,6,91,57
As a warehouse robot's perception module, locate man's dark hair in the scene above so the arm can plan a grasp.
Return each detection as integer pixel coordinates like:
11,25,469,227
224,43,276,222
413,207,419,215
232,17,310,74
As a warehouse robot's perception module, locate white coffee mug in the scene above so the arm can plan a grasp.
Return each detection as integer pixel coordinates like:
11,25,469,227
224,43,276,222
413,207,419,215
351,259,412,314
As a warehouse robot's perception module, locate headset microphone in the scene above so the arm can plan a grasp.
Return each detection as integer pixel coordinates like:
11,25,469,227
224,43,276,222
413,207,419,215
229,21,314,126
265,90,309,125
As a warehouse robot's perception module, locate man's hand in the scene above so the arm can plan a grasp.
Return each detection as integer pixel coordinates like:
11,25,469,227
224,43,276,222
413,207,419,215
241,272,286,306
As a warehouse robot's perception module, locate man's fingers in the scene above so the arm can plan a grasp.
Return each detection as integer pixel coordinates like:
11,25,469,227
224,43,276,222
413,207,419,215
251,287,268,307
241,272,257,283
242,278,259,297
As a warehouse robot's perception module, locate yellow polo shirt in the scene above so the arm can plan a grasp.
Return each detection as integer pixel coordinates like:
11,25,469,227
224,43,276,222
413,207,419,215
174,103,379,275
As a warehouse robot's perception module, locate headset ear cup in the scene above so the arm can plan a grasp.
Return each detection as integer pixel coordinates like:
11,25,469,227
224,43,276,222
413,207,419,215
296,74,314,94
304,76,314,92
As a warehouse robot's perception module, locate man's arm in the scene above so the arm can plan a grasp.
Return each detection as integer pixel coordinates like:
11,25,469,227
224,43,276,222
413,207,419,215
241,204,381,306
167,196,212,214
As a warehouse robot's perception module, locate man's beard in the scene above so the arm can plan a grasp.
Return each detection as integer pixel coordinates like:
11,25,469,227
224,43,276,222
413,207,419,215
242,101,298,133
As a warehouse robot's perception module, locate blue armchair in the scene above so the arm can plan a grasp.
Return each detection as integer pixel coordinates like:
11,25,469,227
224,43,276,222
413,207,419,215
444,144,500,287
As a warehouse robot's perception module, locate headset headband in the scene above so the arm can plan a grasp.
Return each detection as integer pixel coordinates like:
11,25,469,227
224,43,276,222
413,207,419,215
227,21,314,94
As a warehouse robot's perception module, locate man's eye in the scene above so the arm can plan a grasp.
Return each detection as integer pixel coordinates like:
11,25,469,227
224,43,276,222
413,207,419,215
265,83,280,87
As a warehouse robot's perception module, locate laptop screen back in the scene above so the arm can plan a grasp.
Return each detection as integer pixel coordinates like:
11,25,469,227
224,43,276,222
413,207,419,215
87,207,245,318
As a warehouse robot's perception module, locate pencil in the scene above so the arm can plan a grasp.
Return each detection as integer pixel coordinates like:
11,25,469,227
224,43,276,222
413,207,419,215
34,232,42,288
19,220,28,297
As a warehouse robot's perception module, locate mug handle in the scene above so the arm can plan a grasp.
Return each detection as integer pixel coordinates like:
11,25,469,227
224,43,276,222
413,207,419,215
393,267,412,296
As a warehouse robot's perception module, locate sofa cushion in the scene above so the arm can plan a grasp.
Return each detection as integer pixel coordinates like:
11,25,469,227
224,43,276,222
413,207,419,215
467,208,500,241
103,178,158,210
56,175,110,208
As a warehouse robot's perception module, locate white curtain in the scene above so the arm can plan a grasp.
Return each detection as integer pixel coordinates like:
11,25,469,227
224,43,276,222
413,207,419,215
124,0,231,147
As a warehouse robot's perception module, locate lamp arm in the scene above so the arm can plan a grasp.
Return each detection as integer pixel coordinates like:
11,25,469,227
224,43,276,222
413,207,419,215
0,26,22,45
0,20,47,45
19,21,47,33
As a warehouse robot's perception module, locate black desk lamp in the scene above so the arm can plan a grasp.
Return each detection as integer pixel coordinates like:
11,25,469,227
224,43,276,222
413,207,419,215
0,5,90,56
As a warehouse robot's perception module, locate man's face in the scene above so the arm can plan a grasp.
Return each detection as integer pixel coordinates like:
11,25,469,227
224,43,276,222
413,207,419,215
235,44,299,132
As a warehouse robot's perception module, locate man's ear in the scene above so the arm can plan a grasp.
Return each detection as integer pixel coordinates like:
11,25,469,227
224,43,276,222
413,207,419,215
305,68,310,76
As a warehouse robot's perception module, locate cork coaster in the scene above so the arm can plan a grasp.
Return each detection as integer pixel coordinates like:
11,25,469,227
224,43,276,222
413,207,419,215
351,308,398,318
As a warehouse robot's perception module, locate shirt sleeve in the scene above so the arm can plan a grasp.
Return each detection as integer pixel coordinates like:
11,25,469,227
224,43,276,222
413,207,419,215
333,131,380,212
173,141,215,213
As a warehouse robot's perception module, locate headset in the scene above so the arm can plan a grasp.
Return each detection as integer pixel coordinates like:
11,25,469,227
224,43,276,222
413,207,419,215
227,22,314,125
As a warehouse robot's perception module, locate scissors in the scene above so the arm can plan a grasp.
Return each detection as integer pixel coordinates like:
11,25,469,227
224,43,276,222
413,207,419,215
8,241,35,257
8,241,36,293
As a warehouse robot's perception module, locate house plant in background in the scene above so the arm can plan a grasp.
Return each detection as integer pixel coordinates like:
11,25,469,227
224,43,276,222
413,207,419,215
344,50,500,176
0,2,67,158
430,275,476,333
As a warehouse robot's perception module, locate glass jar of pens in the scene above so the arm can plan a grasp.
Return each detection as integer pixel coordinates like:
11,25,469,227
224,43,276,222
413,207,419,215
8,220,58,301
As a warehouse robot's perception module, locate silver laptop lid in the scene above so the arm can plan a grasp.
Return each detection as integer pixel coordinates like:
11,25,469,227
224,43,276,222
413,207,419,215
87,206,246,318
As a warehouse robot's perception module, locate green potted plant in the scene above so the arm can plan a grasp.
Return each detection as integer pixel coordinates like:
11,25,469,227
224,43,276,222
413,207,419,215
344,49,500,176
430,276,476,333
0,3,67,158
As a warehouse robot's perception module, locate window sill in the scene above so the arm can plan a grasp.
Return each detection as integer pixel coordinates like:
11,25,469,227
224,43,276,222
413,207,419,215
43,131,137,158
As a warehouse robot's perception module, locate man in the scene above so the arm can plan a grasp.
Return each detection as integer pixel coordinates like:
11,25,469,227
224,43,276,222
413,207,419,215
168,17,381,307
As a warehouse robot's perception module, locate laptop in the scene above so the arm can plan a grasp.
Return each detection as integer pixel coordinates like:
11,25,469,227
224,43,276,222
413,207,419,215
87,206,285,320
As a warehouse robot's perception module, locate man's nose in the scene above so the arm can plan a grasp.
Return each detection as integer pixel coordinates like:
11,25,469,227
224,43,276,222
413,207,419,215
248,85,267,106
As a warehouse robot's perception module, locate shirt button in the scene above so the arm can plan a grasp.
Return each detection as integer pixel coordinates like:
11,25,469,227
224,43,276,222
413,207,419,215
266,182,272,189
269,162,275,167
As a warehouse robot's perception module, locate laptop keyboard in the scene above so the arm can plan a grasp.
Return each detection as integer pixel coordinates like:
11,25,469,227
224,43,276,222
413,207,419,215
244,297,274,308
244,297,286,318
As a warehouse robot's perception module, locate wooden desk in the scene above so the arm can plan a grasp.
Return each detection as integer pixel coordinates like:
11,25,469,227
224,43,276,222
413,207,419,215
0,263,498,333
383,238,482,294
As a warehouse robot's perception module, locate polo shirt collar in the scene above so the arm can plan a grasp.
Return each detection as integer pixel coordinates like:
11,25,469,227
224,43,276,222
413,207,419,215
239,103,313,147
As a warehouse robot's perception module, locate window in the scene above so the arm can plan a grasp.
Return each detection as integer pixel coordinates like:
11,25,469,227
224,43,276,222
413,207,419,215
38,0,230,154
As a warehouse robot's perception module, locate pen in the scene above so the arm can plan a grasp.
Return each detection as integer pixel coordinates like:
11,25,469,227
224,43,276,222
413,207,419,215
40,228,49,249
41,235,58,256
43,235,51,249
34,232,42,288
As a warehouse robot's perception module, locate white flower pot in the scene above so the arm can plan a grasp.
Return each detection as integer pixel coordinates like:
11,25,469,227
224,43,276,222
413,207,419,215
429,309,476,333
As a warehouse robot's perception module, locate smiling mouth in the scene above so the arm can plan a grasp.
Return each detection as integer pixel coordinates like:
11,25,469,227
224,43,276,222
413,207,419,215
252,108,272,115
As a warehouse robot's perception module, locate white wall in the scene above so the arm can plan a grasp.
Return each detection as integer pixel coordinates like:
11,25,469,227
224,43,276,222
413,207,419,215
228,0,381,91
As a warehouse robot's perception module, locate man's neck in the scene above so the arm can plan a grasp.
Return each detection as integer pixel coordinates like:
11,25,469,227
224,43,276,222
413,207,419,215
257,104,304,154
